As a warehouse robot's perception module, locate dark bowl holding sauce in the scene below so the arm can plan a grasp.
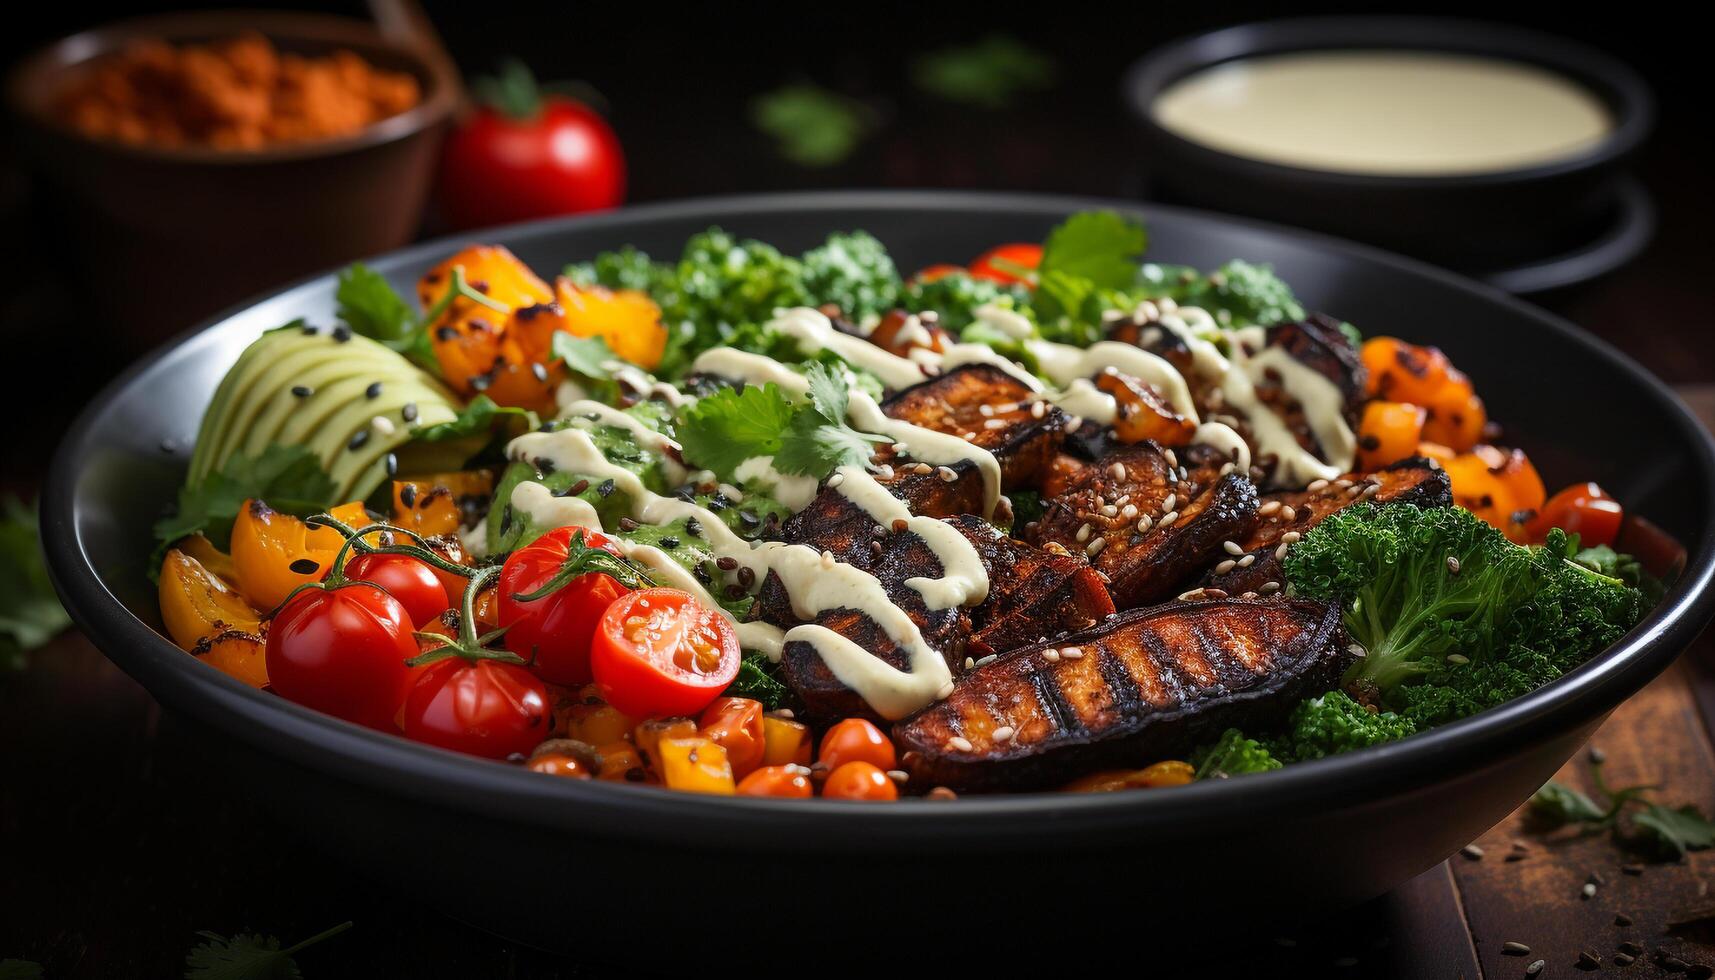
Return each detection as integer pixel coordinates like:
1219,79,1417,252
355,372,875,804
5,10,460,346
1123,17,1655,290
40,192,1715,968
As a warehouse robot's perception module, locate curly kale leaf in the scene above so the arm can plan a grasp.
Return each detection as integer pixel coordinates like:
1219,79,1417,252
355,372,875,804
800,231,901,323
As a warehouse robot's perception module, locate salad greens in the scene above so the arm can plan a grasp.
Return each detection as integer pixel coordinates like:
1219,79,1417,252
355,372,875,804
677,362,887,482
154,444,338,555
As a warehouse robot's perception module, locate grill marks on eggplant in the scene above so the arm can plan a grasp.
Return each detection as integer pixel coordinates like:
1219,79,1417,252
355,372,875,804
1204,457,1452,595
881,364,1067,490
1025,442,1259,608
894,598,1354,791
757,486,1114,720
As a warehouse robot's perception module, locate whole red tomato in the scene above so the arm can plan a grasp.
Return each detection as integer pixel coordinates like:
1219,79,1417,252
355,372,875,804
498,526,630,686
344,552,450,627
265,583,417,731
438,62,625,230
403,658,551,759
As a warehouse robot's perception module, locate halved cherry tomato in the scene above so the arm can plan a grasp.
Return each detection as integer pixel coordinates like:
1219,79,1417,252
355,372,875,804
699,697,765,779
737,765,813,798
1527,482,1624,548
498,525,630,686
345,552,450,627
818,718,897,773
968,243,1042,285
403,658,551,758
590,588,739,718
265,583,416,731
821,761,899,801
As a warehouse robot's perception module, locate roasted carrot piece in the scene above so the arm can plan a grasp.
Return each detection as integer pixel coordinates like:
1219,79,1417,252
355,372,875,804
1356,400,1427,471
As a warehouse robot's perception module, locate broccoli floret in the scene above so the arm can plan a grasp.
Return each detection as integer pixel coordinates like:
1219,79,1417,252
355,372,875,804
1137,259,1304,328
800,231,901,323
1280,691,1417,760
1574,544,1667,607
1190,728,1283,779
1283,504,1645,726
902,270,1031,332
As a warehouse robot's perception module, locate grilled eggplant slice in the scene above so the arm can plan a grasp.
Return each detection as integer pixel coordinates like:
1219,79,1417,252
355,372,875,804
1025,443,1259,609
882,364,1068,489
895,598,1353,792
1204,458,1452,596
957,519,1116,658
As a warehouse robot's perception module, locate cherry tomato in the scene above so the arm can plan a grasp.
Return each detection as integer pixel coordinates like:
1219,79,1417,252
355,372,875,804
821,761,899,801
527,752,591,779
699,697,765,779
265,584,416,731
344,552,451,627
438,65,625,231
968,243,1042,285
736,765,813,798
403,658,551,759
1528,482,1624,547
590,588,739,718
818,718,897,772
498,526,630,686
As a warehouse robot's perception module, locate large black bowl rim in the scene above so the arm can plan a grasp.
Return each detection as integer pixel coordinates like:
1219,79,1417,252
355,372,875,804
1122,15,1655,190
41,190,1715,853
1480,176,1656,294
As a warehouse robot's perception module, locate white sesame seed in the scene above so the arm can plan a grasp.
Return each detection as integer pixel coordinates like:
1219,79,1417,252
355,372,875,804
1031,401,1046,419
1076,523,1092,543
1348,643,1366,658
1581,882,1597,899
1446,555,1462,575
1280,506,1297,522
964,657,975,670
1281,531,1301,544
827,472,845,488
961,431,977,441
948,736,973,753
1275,543,1290,561
1447,653,1470,665
974,654,998,667
1259,500,1282,515
1108,463,1126,480
1163,493,1178,513
984,418,1008,430
1086,536,1107,557
1216,559,1237,574
1136,514,1154,533
1361,483,1381,498
1100,504,1118,517
1120,504,1138,519
1307,479,1329,492
1159,511,1179,528
1066,415,1083,430
938,466,958,482
1223,540,1244,556
1260,581,1281,594
1061,647,1084,659
1238,554,1256,568
1163,449,1178,468
1177,589,1206,601
370,415,396,436
887,769,910,783
979,404,996,417
914,462,933,475
992,726,1015,742
1043,650,1061,663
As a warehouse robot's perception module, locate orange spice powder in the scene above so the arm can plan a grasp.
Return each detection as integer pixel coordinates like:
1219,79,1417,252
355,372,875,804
56,32,421,150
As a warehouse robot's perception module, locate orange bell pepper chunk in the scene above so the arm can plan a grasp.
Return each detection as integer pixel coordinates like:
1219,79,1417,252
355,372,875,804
554,278,666,371
1356,400,1427,471
230,499,368,611
656,737,736,794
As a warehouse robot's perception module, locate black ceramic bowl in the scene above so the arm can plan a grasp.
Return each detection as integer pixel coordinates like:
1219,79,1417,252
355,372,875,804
41,191,1715,967
1123,17,1655,283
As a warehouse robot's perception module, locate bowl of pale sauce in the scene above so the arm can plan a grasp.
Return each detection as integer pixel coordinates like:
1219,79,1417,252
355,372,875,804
1124,18,1653,286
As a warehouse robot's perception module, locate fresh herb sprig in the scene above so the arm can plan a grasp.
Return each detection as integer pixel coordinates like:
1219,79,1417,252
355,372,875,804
677,362,887,482
183,920,352,980
1530,750,1715,860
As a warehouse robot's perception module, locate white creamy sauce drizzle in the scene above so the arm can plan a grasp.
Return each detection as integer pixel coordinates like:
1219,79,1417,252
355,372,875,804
500,292,1352,717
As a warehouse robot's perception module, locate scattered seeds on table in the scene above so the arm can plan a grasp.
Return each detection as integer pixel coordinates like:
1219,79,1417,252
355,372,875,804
1461,844,1485,860
1503,941,1531,956
1527,959,1545,976
1578,949,1601,969
1615,913,1634,928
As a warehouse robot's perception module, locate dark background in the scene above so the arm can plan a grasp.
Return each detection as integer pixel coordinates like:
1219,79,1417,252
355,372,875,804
2,3,1710,977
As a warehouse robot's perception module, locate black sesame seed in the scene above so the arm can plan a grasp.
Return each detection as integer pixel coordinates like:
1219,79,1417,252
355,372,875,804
347,429,370,451
738,510,760,527
331,325,352,343
660,536,680,549
291,385,313,398
706,494,729,512
684,517,703,539
694,563,712,584
401,402,419,423
289,558,320,575
401,484,418,508
365,381,383,399
597,479,615,498
501,505,514,533
436,325,458,341
301,323,319,335
385,453,398,477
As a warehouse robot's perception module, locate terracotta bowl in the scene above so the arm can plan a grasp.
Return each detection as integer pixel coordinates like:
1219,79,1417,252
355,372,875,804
5,10,460,345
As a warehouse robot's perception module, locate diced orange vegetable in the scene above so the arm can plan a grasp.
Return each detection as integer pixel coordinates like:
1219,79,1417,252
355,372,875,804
569,702,636,748
760,715,813,767
177,534,239,587
1361,337,1457,404
1356,400,1427,471
595,741,651,783
699,697,766,779
159,548,263,651
636,717,699,769
418,244,552,325
1439,445,1543,540
655,737,735,794
1096,369,1196,446
1062,760,1196,792
229,499,368,611
391,470,495,537
195,630,270,689
1421,385,1486,452
553,279,667,371
1415,441,1458,465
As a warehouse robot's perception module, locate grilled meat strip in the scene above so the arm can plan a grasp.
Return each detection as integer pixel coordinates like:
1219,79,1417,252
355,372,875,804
1203,457,1452,596
881,364,1068,489
894,598,1353,792
1025,442,1259,609
757,486,1117,720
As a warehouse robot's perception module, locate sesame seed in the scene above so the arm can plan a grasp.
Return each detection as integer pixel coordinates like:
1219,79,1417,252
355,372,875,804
984,418,1008,430
1163,448,1178,468
385,453,398,476
1502,942,1531,956
1348,643,1367,658
1238,554,1256,568
1042,650,1060,663
1223,540,1244,556
1065,415,1083,430
1461,844,1484,860
1100,504,1118,517
948,736,973,753
1260,581,1281,593
938,466,958,482
827,472,845,489
1281,531,1301,544
364,381,383,399
347,429,370,451
371,415,396,436
1447,653,1470,665
1526,960,1544,976
1577,950,1599,968
1136,514,1154,533
1581,882,1597,899
979,404,995,417
1307,479,1329,492
1259,500,1281,515
1075,524,1091,542
1280,506,1297,522
1159,511,1179,528
1178,588,1207,601
1086,537,1107,557
887,769,909,783
1120,504,1138,519
1031,401,1046,419
401,402,419,423
331,325,352,343
1216,559,1236,574
992,726,1016,742
290,385,313,398
1275,543,1290,561
1446,555,1462,575
1061,646,1084,659
1163,493,1178,513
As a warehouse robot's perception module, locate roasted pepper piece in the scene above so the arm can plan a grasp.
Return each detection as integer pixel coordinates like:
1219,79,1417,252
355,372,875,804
554,279,666,371
760,715,814,767
1061,760,1196,792
159,548,263,651
391,470,495,537
698,697,766,779
229,499,368,611
1097,368,1196,446
1356,400,1427,471
655,737,735,794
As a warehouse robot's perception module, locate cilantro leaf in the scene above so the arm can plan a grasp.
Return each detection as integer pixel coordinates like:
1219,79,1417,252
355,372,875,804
183,922,351,980
335,265,415,349
677,383,797,480
410,395,538,444
154,446,338,553
801,361,849,424
1634,804,1715,859
551,332,617,382
1037,211,1148,291
750,84,875,167
773,411,885,478
1,497,70,669
1530,781,1609,825
911,35,1055,109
